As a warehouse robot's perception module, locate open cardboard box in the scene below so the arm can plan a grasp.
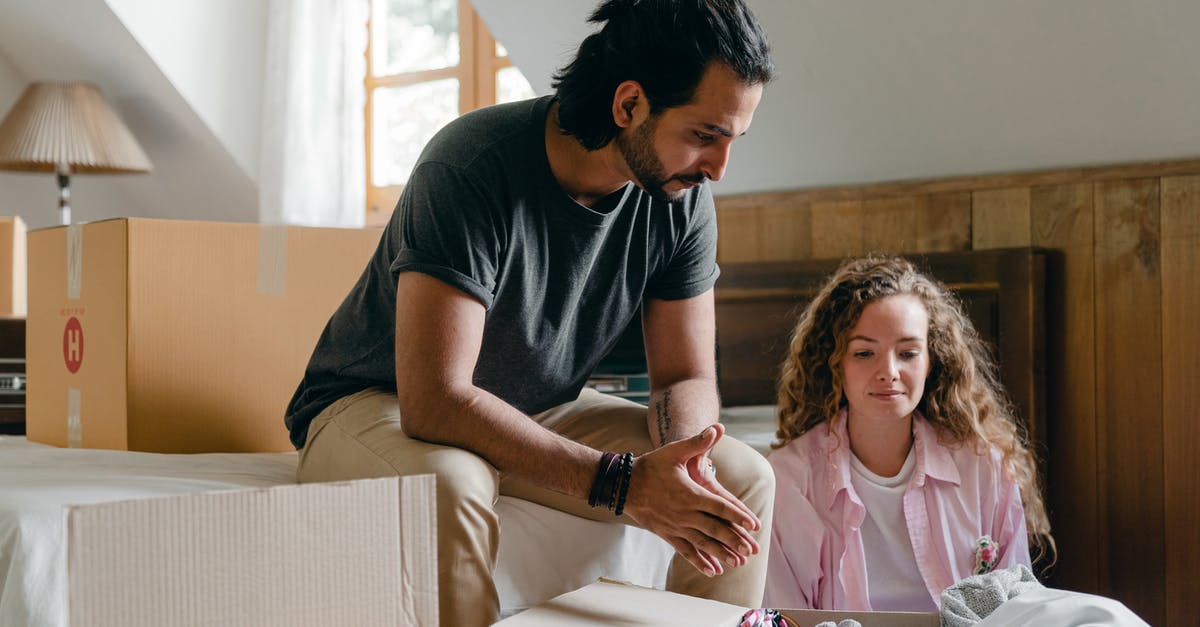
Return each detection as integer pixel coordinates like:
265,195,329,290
0,216,26,316
66,475,437,627
495,578,938,627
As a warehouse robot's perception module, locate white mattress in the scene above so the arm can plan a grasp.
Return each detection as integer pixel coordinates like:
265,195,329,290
0,406,776,625
0,436,679,625
0,436,299,627
720,405,777,456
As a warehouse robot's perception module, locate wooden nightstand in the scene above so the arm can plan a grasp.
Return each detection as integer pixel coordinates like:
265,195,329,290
0,316,25,435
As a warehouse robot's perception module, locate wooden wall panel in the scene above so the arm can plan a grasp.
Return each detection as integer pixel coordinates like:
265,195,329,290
972,187,1032,249
863,196,922,252
758,204,812,261
1093,178,1164,626
717,202,812,263
1160,175,1200,627
916,192,971,253
1030,183,1098,590
810,200,863,259
714,159,1200,207
714,159,1200,618
717,205,761,262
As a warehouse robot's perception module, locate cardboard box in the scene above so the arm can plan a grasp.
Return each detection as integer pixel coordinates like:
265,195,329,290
67,475,437,626
0,216,27,315
781,607,939,627
495,579,939,626
27,218,382,452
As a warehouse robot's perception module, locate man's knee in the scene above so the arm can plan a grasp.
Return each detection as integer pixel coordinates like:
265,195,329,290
709,438,775,513
421,445,500,508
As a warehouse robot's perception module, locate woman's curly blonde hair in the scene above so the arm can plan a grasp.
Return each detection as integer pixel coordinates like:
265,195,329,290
774,255,1055,562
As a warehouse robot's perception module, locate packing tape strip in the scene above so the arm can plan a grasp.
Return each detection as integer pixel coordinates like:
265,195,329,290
67,388,82,448
67,224,83,299
257,224,288,296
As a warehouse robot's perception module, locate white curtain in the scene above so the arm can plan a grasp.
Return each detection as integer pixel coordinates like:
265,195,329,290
259,0,367,227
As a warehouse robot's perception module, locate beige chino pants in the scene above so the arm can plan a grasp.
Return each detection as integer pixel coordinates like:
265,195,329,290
297,387,775,626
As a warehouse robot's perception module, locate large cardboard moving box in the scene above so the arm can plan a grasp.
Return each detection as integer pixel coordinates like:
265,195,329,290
0,216,27,315
27,218,382,452
68,475,437,626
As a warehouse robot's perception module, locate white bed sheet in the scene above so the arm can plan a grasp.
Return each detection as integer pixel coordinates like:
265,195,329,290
0,436,299,627
0,407,776,625
0,435,682,625
720,405,777,457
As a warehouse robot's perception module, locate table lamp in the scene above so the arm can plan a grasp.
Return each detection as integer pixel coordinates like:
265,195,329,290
0,81,152,225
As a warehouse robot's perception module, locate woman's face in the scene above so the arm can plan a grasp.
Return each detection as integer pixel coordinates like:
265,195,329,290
839,294,932,426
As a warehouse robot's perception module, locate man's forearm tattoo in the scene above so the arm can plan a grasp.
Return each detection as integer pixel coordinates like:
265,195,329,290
654,389,672,446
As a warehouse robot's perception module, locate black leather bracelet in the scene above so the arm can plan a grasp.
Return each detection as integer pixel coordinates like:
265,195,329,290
588,451,618,508
606,453,624,511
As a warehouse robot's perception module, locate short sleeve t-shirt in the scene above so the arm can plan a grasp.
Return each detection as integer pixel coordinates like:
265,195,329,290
284,96,719,449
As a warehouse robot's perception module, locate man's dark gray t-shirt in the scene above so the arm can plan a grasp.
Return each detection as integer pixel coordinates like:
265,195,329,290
284,96,719,449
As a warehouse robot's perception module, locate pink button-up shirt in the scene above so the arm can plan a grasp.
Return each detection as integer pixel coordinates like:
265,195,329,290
763,411,1030,610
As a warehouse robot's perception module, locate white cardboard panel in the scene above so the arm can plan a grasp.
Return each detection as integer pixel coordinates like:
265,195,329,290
496,579,941,627
782,608,940,627
494,578,747,626
66,475,437,626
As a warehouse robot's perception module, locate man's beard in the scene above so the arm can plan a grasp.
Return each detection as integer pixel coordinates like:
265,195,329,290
615,114,703,203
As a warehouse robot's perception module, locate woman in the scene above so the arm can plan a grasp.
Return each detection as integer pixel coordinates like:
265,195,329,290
763,256,1054,611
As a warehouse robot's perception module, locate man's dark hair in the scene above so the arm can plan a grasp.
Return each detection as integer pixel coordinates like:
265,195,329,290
551,0,773,151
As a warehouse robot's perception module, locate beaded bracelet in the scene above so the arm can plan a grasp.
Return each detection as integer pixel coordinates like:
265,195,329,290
613,452,634,516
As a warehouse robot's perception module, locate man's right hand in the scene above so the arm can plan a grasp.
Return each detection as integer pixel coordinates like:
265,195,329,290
620,423,761,577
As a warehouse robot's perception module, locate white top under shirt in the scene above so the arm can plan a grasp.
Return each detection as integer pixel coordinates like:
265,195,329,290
849,449,939,612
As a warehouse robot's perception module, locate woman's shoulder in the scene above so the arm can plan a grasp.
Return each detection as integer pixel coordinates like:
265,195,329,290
914,415,996,462
939,433,1003,466
770,423,829,459
768,424,837,485
933,432,1008,489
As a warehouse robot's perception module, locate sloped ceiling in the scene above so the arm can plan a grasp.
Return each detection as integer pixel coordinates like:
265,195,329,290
3,0,1196,229
0,0,257,229
474,0,1200,196
105,0,267,183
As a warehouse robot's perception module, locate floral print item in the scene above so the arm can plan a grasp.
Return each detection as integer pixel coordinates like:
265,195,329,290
973,535,1001,575
739,608,787,627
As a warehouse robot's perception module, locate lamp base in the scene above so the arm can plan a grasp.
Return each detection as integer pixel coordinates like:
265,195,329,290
56,171,71,225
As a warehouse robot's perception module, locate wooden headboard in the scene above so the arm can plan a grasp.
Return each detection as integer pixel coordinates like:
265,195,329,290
714,248,1047,447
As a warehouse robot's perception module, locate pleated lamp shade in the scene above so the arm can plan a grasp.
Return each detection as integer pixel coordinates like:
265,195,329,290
0,81,151,174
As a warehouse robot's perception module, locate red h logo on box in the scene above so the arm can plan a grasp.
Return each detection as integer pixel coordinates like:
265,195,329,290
63,317,84,374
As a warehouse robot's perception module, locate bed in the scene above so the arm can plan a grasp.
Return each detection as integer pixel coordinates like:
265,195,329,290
0,417,775,625
0,433,691,625
0,248,1042,625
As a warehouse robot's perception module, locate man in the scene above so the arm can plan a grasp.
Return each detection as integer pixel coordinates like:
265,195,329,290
286,1,775,624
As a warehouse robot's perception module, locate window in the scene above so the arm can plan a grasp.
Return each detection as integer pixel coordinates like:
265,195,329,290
365,0,536,225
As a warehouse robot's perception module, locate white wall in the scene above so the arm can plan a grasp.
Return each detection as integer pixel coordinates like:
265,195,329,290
0,0,258,228
0,49,53,224
6,0,1196,229
474,0,1200,196
105,0,268,181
